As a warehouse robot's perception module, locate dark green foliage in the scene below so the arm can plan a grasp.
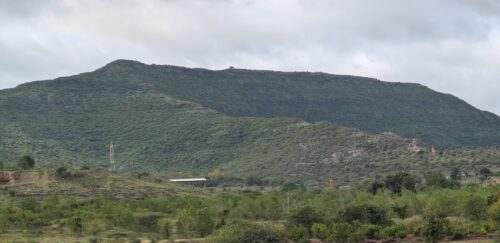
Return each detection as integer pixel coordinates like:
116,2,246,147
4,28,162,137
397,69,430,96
289,206,321,230
330,223,351,242
479,167,492,180
0,179,498,241
56,167,69,178
463,195,487,221
369,180,385,194
339,204,391,225
176,206,215,237
0,60,499,184
422,213,446,243
450,167,461,180
288,225,309,243
311,223,331,240
86,60,500,148
212,220,286,243
246,176,265,186
384,172,416,194
424,172,459,189
281,181,304,192
17,155,35,169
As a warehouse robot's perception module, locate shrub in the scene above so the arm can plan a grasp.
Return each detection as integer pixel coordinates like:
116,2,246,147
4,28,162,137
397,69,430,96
444,221,465,240
84,219,106,236
339,204,391,225
379,225,406,239
211,220,286,243
56,167,70,178
398,215,424,235
135,212,165,231
421,213,446,243
358,224,381,239
311,223,331,240
488,199,500,231
176,206,215,237
463,195,487,221
289,225,309,242
18,155,35,170
331,223,350,243
384,172,416,194
157,218,171,239
289,206,321,230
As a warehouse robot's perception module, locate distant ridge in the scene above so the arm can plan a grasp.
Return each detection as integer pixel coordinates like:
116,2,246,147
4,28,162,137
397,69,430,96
98,59,500,147
0,60,499,184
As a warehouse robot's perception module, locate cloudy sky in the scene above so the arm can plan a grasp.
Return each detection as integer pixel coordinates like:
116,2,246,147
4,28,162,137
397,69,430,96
1,0,499,115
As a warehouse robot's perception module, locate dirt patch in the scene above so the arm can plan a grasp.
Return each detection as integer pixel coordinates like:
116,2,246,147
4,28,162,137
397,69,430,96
0,170,53,186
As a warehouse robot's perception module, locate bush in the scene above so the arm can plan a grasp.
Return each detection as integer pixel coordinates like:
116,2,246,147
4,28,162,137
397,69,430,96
444,221,465,240
289,225,309,242
488,199,500,231
18,155,35,169
157,218,171,239
56,167,70,178
421,213,446,243
384,172,416,194
379,225,406,239
331,223,350,243
289,206,321,230
311,223,331,240
211,220,286,243
358,224,381,239
84,219,106,236
135,212,165,231
339,204,391,225
176,206,215,237
398,215,424,235
463,195,487,220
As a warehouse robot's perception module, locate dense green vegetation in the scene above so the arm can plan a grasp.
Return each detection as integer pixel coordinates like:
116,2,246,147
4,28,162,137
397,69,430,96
0,171,498,242
0,62,499,184
90,60,500,147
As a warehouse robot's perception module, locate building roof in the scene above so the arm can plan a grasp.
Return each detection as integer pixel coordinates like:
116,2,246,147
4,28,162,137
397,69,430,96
169,178,207,182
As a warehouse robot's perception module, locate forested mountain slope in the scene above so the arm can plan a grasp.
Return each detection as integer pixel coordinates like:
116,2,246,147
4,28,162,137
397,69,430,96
87,60,500,148
0,60,498,185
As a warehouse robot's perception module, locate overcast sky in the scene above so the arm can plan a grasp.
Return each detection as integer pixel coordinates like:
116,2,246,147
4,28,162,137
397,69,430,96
1,0,499,115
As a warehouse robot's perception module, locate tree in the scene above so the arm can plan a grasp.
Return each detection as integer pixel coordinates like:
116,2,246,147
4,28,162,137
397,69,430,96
422,213,446,243
281,181,304,192
83,219,106,236
463,195,487,221
340,204,391,225
384,172,416,194
176,206,215,237
424,172,459,189
479,167,491,180
289,206,321,231
56,167,69,178
369,180,385,194
210,220,286,243
18,155,35,169
487,200,500,231
450,168,461,181
311,223,332,240
246,176,264,186
157,218,171,239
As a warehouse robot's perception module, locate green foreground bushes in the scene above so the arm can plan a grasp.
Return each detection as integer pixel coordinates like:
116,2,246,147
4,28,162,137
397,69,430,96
0,183,498,242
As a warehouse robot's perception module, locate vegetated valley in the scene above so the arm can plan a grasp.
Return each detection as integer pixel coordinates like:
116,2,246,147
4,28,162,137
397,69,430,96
0,60,499,242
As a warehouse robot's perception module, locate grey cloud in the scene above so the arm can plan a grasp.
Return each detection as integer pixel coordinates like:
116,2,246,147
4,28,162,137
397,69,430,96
0,0,499,115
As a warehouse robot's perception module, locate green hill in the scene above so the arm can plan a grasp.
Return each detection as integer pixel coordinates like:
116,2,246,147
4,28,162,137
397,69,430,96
0,60,499,185
90,60,500,148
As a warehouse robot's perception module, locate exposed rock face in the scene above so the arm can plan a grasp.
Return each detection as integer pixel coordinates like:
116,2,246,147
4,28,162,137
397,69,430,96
0,171,52,186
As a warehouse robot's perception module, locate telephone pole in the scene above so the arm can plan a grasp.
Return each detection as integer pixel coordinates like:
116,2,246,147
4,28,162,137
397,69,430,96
109,142,115,171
